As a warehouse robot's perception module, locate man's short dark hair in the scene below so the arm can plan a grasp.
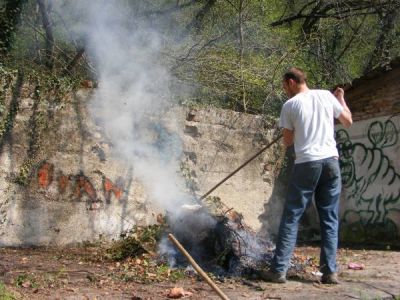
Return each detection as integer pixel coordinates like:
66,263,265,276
283,67,307,84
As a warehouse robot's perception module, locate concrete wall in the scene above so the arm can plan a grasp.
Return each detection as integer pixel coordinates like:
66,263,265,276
0,76,280,246
2,65,399,246
337,115,400,243
0,84,160,246
181,108,282,231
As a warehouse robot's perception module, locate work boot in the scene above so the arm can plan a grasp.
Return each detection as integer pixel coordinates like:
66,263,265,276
259,269,286,283
321,272,339,284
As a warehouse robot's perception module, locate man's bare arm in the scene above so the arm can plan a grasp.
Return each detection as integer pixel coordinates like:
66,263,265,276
282,128,294,147
334,87,353,128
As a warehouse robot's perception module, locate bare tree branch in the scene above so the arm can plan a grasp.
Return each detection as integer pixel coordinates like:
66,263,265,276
269,0,397,32
336,15,367,60
63,48,85,75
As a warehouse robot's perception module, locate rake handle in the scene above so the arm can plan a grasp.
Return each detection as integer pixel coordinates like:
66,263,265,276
168,233,230,300
200,134,282,200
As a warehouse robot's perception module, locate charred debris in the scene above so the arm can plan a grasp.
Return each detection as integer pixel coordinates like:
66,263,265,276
108,199,312,279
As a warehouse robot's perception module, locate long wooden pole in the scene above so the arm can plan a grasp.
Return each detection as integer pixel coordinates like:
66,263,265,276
200,134,282,200
168,234,230,300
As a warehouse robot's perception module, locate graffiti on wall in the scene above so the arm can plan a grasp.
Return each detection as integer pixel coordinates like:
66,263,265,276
336,118,400,241
36,161,125,210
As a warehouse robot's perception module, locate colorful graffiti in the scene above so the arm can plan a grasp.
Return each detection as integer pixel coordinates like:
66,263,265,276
74,172,98,202
36,161,125,209
336,118,400,241
37,162,54,188
103,176,124,204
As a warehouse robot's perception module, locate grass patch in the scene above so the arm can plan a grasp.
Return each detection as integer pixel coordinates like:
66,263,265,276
0,282,17,300
15,274,38,289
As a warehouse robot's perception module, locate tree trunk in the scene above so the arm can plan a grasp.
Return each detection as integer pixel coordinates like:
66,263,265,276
37,0,54,70
365,6,398,72
238,0,247,112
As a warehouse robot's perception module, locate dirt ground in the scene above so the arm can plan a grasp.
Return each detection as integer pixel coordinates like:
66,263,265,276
0,246,399,300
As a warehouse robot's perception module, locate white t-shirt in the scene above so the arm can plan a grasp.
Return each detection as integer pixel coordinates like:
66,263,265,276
279,89,344,164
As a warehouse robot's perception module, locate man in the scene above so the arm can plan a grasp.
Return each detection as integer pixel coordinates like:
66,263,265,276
261,67,352,284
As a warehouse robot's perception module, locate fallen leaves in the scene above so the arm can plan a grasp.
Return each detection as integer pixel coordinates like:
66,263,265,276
107,253,186,284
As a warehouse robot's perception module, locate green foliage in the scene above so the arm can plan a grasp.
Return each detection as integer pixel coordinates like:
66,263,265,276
2,0,90,85
14,159,33,186
0,0,26,55
105,225,164,261
0,282,17,300
203,196,224,215
155,263,185,282
15,274,38,289
170,0,400,114
1,0,399,117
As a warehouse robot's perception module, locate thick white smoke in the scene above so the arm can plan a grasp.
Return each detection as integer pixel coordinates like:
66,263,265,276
47,2,276,272
56,0,194,212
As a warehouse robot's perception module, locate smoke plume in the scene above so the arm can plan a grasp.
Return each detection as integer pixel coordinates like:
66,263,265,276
55,1,196,213
53,2,278,274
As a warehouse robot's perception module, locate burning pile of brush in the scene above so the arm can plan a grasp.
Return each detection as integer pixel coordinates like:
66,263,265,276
159,202,309,278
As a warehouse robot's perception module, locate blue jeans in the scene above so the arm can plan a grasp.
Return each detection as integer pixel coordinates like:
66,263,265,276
271,157,341,275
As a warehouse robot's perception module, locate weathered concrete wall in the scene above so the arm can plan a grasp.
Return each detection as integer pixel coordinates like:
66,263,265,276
180,108,281,231
336,115,400,243
0,81,160,246
0,75,280,246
